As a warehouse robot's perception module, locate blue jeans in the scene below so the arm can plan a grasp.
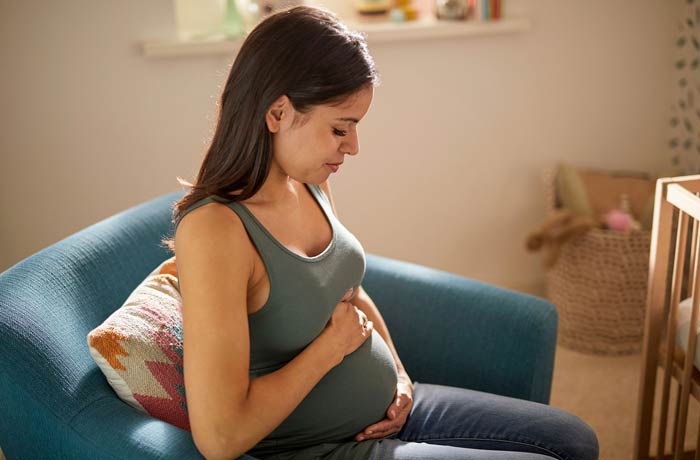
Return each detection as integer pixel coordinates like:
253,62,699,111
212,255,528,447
368,381,599,460
253,381,599,460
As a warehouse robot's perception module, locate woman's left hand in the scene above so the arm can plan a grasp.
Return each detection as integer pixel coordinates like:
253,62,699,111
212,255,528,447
354,370,414,441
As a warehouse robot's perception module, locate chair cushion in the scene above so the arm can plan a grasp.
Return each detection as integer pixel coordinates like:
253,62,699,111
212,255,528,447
87,257,190,431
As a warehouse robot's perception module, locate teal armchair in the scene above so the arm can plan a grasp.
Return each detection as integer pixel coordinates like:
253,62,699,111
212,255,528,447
0,191,557,459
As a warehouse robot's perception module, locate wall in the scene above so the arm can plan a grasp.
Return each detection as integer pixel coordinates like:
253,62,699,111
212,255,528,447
0,0,680,295
669,0,700,174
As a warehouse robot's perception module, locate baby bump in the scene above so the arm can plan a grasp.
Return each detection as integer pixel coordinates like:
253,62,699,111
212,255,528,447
263,329,398,450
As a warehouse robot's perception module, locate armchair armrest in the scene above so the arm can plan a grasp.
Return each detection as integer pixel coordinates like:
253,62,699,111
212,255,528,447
69,397,259,460
362,253,558,404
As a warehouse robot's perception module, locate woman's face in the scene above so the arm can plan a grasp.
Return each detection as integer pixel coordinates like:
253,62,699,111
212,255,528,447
267,85,374,184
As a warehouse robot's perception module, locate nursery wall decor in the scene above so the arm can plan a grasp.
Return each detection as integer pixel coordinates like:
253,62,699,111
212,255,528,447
670,0,700,174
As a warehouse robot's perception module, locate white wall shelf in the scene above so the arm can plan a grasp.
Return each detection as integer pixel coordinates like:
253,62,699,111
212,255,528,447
141,16,530,59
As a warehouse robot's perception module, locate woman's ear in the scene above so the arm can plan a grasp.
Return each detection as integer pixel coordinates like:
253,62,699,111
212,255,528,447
265,94,290,133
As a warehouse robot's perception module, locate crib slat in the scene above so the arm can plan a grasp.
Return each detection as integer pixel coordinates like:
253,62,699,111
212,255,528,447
636,180,676,459
674,380,683,458
691,218,698,295
694,417,700,460
659,211,689,459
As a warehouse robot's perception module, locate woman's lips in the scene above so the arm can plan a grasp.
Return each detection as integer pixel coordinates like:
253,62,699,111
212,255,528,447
327,163,340,173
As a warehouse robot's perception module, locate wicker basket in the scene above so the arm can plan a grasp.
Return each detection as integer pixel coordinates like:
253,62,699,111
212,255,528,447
543,167,652,355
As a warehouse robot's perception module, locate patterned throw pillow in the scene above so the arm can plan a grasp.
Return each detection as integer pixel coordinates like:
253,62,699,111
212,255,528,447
87,256,190,431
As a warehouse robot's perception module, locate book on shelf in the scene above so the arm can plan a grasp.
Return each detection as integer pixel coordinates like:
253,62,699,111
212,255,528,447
473,0,501,21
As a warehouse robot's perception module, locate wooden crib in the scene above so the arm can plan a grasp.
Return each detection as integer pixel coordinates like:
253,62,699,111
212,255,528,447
635,175,700,460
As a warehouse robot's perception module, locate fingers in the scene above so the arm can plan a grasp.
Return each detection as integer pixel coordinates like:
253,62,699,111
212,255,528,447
355,424,403,441
371,418,397,432
390,394,411,418
355,308,371,330
355,387,415,442
361,321,373,338
357,427,397,441
356,409,408,441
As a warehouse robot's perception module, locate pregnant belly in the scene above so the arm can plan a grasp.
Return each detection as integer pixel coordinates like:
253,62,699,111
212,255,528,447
251,330,399,454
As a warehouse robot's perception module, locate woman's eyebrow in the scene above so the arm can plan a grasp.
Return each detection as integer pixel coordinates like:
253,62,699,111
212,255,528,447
335,117,359,123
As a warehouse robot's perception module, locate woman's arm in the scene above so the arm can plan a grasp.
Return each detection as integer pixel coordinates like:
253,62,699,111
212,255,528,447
177,207,344,460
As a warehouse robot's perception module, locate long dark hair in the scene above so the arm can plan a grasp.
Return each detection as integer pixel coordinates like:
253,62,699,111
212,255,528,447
160,4,380,254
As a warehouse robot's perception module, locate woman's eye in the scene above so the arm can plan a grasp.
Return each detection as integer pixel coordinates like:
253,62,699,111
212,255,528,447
333,128,347,137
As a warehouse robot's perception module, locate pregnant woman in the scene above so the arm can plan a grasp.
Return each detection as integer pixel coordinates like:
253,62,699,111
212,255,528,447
164,5,599,460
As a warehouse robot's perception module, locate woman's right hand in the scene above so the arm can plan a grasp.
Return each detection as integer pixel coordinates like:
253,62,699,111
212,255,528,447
320,300,374,365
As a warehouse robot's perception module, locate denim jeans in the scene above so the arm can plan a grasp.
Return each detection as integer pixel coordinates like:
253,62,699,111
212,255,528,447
254,381,599,460
368,381,599,460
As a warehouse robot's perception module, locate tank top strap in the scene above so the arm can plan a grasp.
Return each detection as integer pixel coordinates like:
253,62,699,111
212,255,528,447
307,183,332,214
173,194,281,271
173,194,261,236
226,198,315,263
173,195,221,230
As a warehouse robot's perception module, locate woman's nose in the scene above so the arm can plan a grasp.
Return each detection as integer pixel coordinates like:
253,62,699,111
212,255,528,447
343,131,360,156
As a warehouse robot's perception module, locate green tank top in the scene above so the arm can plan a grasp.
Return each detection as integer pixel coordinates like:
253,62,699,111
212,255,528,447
175,183,398,459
